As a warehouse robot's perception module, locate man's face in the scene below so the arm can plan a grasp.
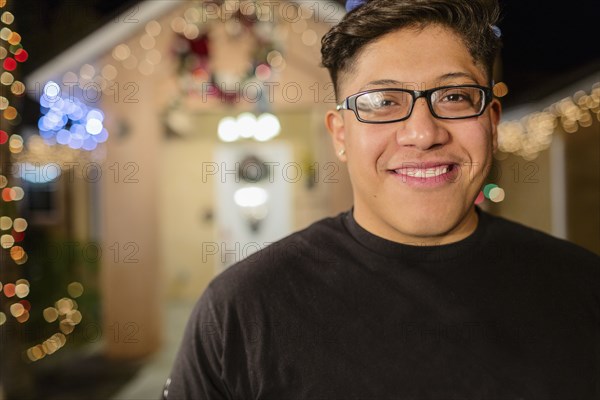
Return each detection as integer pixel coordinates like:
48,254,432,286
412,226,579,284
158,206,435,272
326,25,501,245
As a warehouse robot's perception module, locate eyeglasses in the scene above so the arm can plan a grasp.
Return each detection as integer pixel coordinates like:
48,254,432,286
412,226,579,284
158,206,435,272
336,85,494,124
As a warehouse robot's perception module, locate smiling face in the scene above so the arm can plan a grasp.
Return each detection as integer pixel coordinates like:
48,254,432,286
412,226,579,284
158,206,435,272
326,24,501,245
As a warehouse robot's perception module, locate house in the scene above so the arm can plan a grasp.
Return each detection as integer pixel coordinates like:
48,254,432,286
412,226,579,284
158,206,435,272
23,0,349,359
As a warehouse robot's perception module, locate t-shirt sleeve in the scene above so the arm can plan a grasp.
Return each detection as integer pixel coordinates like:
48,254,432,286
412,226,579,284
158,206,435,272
163,287,231,399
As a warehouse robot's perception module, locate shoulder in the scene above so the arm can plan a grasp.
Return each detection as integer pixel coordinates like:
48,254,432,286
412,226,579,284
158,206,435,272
204,212,349,303
477,210,600,310
480,209,599,280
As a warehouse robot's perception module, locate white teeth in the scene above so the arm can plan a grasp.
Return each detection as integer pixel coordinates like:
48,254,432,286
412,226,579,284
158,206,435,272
394,165,450,178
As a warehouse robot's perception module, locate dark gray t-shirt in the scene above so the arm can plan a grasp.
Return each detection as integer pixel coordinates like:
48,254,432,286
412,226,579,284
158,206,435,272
165,207,600,399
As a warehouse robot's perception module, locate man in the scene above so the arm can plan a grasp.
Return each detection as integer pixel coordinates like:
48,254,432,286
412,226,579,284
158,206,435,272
165,0,599,398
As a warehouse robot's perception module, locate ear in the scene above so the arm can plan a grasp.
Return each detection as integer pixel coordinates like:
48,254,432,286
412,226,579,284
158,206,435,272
325,110,347,162
489,98,502,154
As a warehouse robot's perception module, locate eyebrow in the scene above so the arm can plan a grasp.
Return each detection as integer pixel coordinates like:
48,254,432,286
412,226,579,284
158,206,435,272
436,72,480,84
359,72,481,91
359,79,404,91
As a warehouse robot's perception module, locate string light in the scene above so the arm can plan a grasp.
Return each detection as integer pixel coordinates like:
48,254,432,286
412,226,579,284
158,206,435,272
1,11,14,24
474,183,506,205
1,0,32,335
36,80,108,150
25,282,86,361
497,83,600,160
1,0,331,358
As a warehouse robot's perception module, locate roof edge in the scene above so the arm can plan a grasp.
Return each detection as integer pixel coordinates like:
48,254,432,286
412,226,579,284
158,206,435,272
24,0,184,96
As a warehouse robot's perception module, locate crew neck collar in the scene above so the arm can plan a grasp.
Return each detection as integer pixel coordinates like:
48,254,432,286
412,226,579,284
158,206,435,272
342,206,488,262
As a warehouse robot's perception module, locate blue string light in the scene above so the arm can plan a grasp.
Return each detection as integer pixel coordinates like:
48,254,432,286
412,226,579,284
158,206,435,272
37,81,108,151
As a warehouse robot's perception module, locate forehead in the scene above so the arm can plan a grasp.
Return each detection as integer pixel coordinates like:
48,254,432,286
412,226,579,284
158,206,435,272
339,25,487,96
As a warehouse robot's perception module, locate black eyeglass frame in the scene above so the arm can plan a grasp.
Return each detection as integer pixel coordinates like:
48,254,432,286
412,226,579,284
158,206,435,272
336,84,495,124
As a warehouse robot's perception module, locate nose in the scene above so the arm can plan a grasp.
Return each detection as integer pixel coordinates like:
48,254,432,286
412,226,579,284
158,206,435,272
395,98,450,150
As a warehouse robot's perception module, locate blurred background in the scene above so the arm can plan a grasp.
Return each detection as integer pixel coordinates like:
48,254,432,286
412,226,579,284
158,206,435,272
0,0,598,399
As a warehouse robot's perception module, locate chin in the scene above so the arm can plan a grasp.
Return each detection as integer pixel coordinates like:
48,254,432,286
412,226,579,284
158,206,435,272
397,215,455,241
384,201,473,243
401,219,456,241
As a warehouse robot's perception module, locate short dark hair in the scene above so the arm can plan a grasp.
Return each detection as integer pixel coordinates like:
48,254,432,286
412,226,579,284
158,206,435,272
321,0,502,98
